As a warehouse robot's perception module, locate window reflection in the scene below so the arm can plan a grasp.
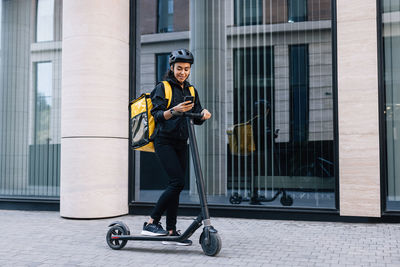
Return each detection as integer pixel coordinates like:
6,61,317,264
0,2,2,50
138,0,336,209
234,0,263,26
0,0,61,198
36,0,54,42
157,0,173,33
290,45,309,142
383,0,400,12
382,0,400,210
29,61,59,190
35,62,52,144
288,0,308,23
156,53,170,83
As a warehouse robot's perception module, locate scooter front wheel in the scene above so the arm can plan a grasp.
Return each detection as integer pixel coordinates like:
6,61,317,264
200,232,222,256
280,194,293,206
106,225,127,250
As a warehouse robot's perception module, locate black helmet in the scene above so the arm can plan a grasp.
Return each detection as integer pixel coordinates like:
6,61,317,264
169,49,194,65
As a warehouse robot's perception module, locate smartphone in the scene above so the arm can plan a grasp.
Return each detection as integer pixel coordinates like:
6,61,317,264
184,95,194,104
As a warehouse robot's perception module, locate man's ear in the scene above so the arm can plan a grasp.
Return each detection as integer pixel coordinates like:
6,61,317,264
170,65,174,71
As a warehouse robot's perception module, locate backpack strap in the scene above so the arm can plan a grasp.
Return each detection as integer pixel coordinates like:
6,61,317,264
162,81,172,108
162,81,196,108
189,86,195,101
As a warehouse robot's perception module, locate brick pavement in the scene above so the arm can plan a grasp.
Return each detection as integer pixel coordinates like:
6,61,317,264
0,209,400,266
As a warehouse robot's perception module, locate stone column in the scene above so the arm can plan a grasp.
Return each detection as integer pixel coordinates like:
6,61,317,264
60,0,130,218
189,0,227,196
337,0,380,217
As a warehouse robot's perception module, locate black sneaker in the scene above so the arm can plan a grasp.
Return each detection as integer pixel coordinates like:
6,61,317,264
162,230,192,246
141,222,168,236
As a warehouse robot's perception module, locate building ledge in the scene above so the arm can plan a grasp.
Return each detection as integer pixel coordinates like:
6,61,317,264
31,41,62,53
140,21,332,45
141,31,189,44
227,20,332,36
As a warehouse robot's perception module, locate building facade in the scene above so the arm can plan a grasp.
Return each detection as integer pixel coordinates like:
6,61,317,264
0,0,399,220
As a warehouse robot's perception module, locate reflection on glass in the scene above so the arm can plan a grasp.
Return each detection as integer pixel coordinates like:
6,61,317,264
29,61,59,190
383,0,400,210
35,62,52,144
0,0,61,198
158,0,173,33
137,0,335,209
0,2,2,50
36,0,54,42
156,53,170,83
288,0,308,23
290,45,309,142
383,0,400,12
234,0,263,26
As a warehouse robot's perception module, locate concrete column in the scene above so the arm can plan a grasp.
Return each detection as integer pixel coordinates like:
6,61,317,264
60,0,130,218
190,0,227,196
337,0,381,217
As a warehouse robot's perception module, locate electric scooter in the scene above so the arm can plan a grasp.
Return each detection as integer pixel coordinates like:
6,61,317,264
106,112,222,257
229,129,293,206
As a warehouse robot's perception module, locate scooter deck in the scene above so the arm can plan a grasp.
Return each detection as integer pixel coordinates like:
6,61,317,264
109,213,204,242
111,234,192,242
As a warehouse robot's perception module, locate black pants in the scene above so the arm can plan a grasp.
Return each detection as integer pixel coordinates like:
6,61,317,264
150,137,188,231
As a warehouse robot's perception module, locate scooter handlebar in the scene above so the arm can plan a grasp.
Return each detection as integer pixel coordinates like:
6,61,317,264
183,112,204,120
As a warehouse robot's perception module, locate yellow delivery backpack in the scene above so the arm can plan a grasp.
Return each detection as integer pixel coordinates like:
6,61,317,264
226,121,256,156
129,81,195,152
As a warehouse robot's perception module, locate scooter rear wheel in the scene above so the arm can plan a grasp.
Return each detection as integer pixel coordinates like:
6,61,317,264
106,225,127,250
200,232,222,256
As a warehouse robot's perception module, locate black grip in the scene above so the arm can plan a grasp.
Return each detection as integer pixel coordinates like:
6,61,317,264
183,112,203,120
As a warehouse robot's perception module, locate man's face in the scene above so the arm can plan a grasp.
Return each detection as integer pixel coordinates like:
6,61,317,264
172,62,191,84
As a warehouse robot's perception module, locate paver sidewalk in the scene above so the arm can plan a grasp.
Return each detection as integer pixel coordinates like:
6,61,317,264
1,209,400,266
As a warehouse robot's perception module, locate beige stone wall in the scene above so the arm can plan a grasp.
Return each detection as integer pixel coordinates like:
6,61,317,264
337,0,381,217
60,0,130,218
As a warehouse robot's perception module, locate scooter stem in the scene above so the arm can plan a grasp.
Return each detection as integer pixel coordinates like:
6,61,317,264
187,117,210,222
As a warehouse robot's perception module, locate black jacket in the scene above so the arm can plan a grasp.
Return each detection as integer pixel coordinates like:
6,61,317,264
150,76,204,141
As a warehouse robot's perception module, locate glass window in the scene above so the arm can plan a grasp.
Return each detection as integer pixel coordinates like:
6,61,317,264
288,0,308,23
36,0,55,42
0,0,62,199
234,0,263,26
157,0,174,33
0,2,2,50
383,0,400,12
156,53,170,83
136,0,335,209
35,62,52,144
29,62,60,190
290,45,309,142
382,0,400,210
